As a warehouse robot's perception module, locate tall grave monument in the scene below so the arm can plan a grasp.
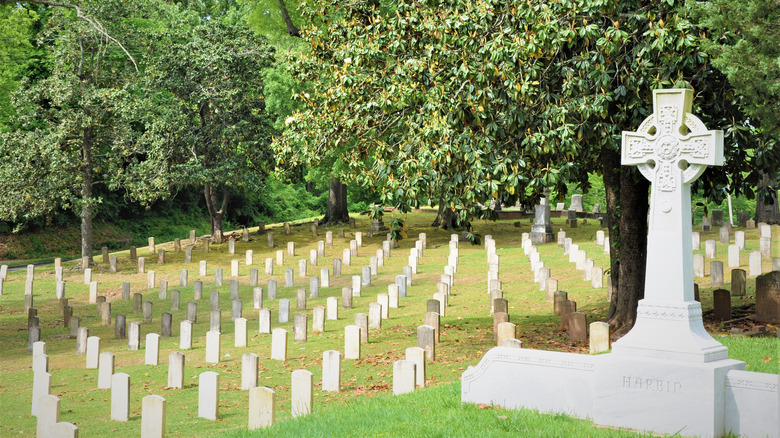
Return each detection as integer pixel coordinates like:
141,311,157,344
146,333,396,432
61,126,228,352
462,89,779,437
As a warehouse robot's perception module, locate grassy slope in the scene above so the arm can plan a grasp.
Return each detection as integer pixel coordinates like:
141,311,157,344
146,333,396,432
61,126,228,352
0,212,776,437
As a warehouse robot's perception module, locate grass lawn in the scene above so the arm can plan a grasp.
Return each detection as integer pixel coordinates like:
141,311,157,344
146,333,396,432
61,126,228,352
0,211,776,437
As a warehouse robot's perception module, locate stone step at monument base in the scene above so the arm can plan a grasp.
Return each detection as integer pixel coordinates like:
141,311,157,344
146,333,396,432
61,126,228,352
461,346,779,438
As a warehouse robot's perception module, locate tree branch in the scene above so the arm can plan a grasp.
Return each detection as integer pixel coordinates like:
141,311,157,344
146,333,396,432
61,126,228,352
277,0,301,37
3,0,138,72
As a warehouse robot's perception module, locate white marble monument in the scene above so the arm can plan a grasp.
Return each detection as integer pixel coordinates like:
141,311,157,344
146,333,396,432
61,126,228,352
461,89,779,438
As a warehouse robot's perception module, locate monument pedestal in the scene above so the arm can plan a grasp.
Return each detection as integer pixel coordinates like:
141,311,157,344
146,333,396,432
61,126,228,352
594,355,744,437
529,231,554,244
611,300,728,362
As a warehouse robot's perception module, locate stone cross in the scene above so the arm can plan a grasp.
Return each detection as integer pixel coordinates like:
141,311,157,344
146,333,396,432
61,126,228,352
616,88,726,361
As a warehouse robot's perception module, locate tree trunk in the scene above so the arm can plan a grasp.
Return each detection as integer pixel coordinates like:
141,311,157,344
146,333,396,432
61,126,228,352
607,169,650,331
80,129,94,266
601,147,621,320
276,0,300,37
321,177,350,225
755,171,780,224
204,183,228,243
432,198,457,229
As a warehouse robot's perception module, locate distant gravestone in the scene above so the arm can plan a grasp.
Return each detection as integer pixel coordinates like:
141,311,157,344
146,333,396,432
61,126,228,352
242,353,259,390
271,328,287,361
111,373,130,422
344,325,361,359
589,322,610,354
570,194,584,212
205,331,220,363
530,202,554,244
713,289,732,321
755,271,780,322
712,209,724,226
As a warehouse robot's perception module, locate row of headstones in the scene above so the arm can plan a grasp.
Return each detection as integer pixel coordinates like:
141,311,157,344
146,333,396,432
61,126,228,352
484,233,611,353
706,270,780,322
701,210,763,230
4,222,395,301
23,226,423,353
692,228,776,279
17,225,407,348
30,338,410,435
31,235,436,433
397,233,460,395
558,231,605,288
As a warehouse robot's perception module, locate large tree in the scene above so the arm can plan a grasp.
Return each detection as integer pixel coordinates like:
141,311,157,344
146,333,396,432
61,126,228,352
0,0,181,264
279,0,768,329
143,20,276,242
691,0,780,224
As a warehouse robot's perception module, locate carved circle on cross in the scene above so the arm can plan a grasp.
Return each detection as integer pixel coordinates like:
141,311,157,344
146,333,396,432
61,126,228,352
656,135,680,161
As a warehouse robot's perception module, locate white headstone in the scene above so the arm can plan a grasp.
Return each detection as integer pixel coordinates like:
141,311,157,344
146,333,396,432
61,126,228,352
110,372,130,421
205,330,220,363
344,325,361,360
141,394,166,438
291,369,313,418
248,387,275,430
97,352,115,389
198,371,219,420
145,333,160,365
393,360,416,395
85,336,100,369
322,350,341,392
271,328,287,361
167,352,184,389
405,347,426,388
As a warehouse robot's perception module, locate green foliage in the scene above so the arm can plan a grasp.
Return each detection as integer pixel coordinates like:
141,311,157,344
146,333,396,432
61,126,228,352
279,0,764,230
0,0,179,223
388,215,406,241
0,5,43,132
247,176,326,223
691,0,780,142
134,18,277,234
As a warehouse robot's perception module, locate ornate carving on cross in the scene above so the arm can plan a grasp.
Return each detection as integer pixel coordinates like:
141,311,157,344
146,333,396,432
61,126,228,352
614,89,728,362
621,88,723,303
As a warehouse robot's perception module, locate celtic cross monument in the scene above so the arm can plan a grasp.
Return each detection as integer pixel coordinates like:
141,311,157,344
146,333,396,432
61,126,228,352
462,89,779,437
610,88,728,362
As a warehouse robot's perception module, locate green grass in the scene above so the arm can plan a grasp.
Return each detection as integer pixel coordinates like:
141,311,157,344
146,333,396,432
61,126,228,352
225,382,655,438
0,211,776,437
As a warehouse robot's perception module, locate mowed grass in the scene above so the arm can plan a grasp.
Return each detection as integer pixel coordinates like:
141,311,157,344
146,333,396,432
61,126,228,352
0,211,776,437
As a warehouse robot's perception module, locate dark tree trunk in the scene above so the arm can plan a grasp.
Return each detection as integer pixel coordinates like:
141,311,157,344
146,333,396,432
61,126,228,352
607,169,650,331
80,129,94,265
321,177,350,225
601,147,621,320
205,183,228,243
432,198,458,230
277,0,300,37
755,171,780,224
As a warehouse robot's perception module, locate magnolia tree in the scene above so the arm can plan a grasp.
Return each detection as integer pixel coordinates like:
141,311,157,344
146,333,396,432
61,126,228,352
278,0,771,329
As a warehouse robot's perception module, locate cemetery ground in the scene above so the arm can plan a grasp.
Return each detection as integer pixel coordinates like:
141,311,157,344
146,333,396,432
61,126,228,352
0,211,777,437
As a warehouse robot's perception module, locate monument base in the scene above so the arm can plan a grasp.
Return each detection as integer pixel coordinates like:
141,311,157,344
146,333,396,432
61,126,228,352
462,347,778,437
529,232,554,244
610,300,729,363
593,355,744,437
